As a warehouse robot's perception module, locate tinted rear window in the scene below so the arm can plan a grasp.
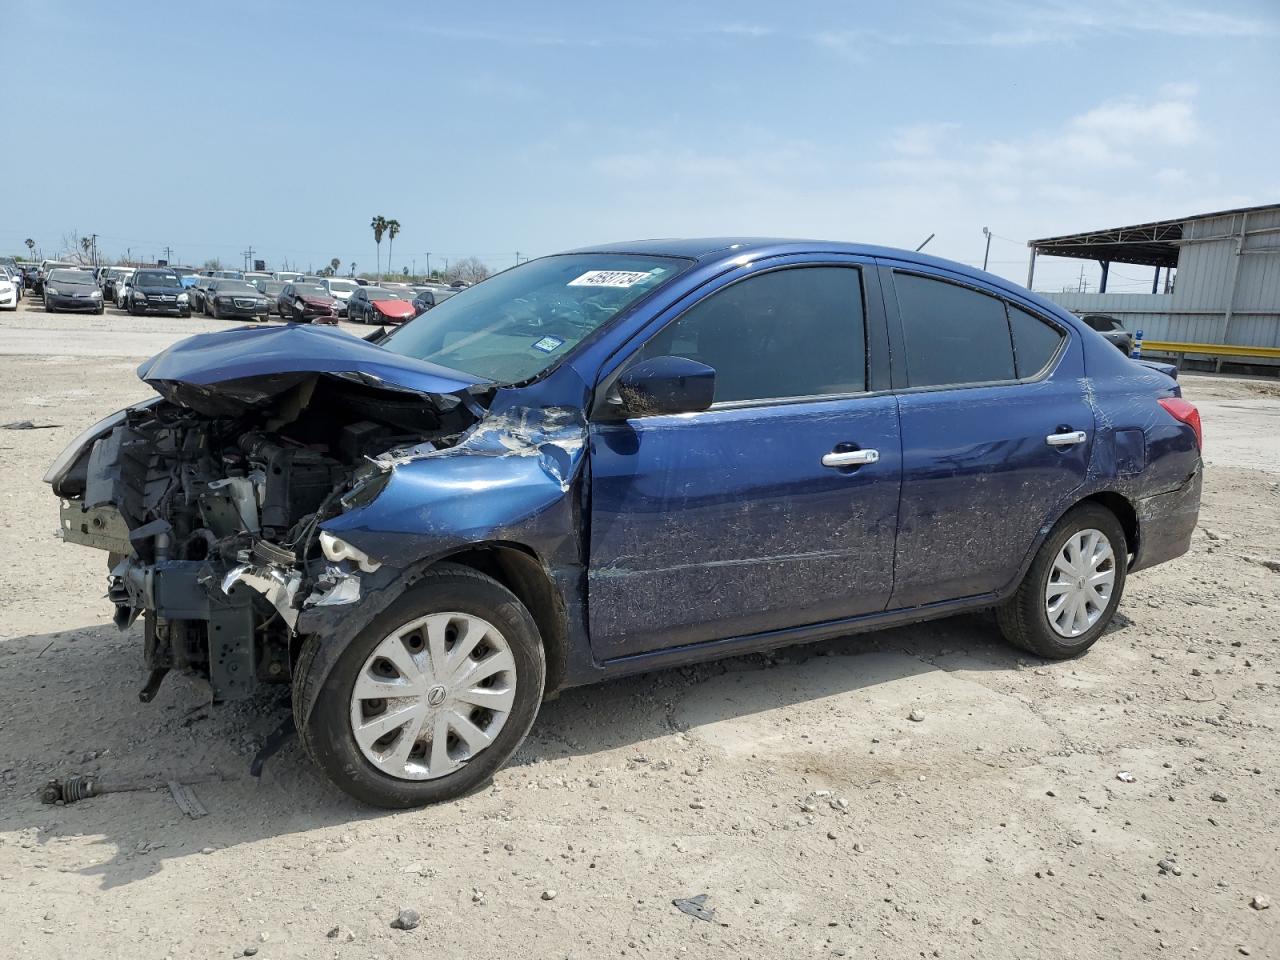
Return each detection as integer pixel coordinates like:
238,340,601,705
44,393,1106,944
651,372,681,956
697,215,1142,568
894,273,1014,388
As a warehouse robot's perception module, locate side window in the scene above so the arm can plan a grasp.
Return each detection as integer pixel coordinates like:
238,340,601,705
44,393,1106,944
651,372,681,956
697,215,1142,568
638,267,866,403
893,272,1014,388
1007,305,1065,378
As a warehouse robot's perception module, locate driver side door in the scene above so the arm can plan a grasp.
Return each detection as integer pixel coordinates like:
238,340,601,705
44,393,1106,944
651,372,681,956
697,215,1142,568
586,260,902,661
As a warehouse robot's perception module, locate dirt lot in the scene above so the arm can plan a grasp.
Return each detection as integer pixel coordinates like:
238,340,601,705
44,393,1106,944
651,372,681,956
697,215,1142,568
1,303,1277,960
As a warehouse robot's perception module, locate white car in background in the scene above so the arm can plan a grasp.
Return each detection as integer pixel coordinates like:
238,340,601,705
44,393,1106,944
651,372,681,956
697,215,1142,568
320,277,358,317
0,268,19,310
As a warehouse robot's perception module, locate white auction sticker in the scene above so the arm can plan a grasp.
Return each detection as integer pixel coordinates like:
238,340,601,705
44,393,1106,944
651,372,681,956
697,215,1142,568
567,270,651,288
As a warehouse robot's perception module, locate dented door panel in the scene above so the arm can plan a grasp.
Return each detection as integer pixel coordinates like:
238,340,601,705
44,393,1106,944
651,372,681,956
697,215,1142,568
586,396,902,660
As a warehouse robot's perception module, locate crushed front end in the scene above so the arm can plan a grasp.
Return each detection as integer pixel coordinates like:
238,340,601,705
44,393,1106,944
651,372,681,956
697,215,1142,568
46,325,488,703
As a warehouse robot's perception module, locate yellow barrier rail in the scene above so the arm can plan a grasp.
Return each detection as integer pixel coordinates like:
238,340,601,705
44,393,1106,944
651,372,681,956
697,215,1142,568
1140,339,1280,361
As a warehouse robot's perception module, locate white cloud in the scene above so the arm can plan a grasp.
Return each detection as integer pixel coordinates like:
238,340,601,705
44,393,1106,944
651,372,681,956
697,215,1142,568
582,86,1234,290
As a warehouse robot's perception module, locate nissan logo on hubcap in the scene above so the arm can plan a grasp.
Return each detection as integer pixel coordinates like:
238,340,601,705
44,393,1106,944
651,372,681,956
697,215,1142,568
426,685,448,707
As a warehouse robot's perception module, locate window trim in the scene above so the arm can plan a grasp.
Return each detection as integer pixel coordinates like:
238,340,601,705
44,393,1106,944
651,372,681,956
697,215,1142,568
883,266,1069,395
592,261,881,419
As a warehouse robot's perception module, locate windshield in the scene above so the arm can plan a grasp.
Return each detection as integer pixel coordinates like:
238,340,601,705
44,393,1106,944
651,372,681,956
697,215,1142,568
261,281,285,295
365,288,403,301
217,281,259,294
382,254,688,382
326,280,356,293
49,269,94,283
136,272,181,288
294,283,328,296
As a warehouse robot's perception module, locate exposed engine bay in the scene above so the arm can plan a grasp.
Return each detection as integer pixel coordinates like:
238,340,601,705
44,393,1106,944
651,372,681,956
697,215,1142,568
52,369,483,702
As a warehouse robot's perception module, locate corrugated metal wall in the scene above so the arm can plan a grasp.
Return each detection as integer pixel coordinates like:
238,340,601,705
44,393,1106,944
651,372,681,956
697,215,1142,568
1044,207,1280,350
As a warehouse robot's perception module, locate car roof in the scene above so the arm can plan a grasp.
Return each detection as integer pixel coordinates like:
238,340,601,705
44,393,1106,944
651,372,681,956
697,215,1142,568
562,237,1072,319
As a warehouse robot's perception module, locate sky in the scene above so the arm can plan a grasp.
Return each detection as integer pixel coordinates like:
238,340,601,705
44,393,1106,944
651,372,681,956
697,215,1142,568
4,0,1278,292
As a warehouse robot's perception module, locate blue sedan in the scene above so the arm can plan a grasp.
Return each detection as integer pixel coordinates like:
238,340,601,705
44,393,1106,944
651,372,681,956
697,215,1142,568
46,238,1203,807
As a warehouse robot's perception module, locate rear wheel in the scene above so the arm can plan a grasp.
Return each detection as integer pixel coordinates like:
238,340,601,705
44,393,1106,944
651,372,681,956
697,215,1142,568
997,503,1127,659
296,564,545,808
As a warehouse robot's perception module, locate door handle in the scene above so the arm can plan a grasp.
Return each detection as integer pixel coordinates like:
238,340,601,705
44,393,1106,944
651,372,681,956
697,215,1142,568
822,448,880,468
1046,430,1087,447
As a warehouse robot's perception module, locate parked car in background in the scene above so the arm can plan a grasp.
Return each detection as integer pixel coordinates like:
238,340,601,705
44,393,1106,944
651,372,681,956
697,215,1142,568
204,279,269,320
321,277,359,316
44,268,104,313
44,238,1203,807
272,271,304,283
243,271,272,287
278,282,338,323
1,265,24,301
101,267,135,303
34,260,76,295
188,276,216,313
211,270,244,281
1080,314,1135,355
115,275,134,309
346,285,416,324
127,269,191,317
254,279,287,314
410,286,457,316
0,268,19,310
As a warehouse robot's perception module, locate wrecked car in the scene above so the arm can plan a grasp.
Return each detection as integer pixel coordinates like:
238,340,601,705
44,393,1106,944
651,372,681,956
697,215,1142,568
46,239,1203,807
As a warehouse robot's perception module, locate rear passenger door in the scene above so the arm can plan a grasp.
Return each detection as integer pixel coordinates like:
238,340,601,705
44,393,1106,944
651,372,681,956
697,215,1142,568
881,264,1092,609
587,260,902,660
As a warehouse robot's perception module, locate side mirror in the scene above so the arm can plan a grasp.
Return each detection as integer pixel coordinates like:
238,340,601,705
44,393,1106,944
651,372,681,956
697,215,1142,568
612,356,716,418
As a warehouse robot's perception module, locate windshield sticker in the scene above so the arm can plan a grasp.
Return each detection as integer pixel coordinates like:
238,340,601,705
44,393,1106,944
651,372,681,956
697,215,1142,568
531,335,565,353
568,270,651,288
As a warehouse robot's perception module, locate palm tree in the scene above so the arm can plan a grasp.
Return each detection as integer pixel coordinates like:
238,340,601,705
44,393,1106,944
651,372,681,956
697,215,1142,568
370,215,387,279
329,257,341,276
349,261,356,277
79,236,92,264
24,238,35,258
386,220,401,281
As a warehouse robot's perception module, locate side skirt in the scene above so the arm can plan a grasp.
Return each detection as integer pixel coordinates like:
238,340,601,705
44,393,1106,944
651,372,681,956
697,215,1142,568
570,590,1004,687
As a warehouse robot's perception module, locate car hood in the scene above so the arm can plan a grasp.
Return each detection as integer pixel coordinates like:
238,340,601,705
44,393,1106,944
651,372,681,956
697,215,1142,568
137,322,489,415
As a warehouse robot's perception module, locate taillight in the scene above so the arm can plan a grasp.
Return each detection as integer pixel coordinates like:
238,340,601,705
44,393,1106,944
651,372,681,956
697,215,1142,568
1158,397,1202,450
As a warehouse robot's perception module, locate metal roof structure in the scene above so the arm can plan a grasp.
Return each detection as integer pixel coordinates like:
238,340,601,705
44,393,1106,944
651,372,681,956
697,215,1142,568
1028,202,1280,269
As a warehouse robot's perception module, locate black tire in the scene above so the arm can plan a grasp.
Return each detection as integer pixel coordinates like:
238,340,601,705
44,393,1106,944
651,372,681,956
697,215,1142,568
296,564,546,808
180,309,191,318
210,300,220,319
997,503,1128,659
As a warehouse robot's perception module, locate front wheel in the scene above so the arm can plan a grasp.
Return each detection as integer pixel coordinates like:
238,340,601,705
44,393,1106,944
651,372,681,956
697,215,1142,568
997,503,1127,659
295,564,546,808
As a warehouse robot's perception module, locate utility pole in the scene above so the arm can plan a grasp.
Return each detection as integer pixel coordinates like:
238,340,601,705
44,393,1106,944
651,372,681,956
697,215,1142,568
515,251,521,265
162,245,172,265
242,246,255,272
91,233,99,269
981,227,992,271
424,252,431,279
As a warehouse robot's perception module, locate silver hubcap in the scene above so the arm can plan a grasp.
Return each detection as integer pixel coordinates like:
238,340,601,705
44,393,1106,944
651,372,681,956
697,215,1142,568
1045,528,1116,638
349,612,517,781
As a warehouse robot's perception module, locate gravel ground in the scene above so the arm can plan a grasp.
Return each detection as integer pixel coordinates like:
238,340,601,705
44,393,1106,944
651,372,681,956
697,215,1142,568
0,307,1277,960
